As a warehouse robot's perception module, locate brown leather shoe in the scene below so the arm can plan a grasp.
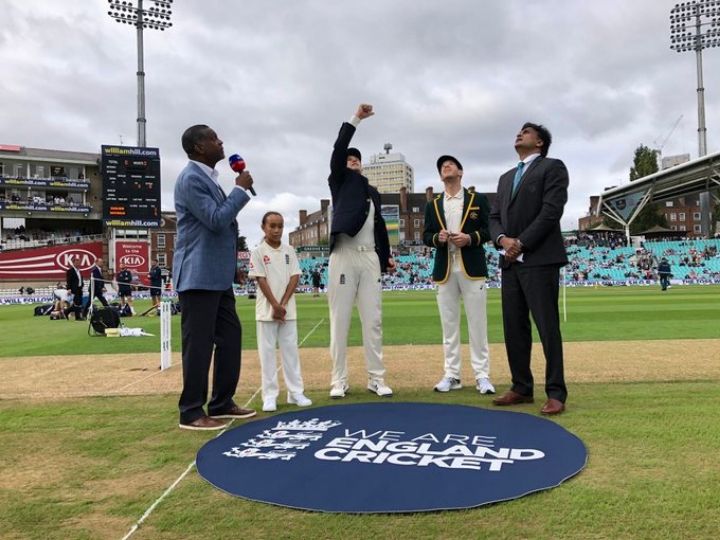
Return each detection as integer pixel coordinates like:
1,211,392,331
209,405,257,419
492,390,534,406
540,399,566,415
179,416,227,431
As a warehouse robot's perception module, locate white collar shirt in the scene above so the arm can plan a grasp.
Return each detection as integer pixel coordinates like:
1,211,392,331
443,189,464,269
248,240,301,321
189,159,219,185
518,153,541,177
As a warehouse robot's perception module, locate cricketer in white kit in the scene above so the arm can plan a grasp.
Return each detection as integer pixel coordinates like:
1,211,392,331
326,104,396,399
249,212,312,412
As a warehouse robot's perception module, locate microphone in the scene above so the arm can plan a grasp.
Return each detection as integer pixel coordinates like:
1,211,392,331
228,153,256,196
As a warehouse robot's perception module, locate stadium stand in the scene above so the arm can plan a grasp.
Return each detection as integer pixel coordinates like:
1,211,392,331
293,237,720,290
2,235,719,303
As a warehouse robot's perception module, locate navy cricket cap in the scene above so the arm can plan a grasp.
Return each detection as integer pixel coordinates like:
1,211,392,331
347,147,362,161
436,155,463,172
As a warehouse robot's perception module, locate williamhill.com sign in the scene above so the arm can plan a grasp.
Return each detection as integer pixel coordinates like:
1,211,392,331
197,403,587,513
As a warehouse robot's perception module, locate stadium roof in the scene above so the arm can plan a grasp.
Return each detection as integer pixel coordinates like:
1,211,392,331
596,150,720,228
0,146,99,165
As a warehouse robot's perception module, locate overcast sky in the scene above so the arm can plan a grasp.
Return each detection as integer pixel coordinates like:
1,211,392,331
1,0,718,248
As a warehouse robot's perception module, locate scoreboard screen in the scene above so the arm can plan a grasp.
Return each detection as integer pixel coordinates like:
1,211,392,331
101,145,161,227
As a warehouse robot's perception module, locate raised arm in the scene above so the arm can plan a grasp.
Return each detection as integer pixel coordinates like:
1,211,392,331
329,104,374,178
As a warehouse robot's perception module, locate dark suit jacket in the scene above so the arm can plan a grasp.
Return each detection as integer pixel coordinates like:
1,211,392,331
423,188,490,283
66,266,83,292
489,156,568,268
328,122,391,272
149,265,162,287
90,266,104,294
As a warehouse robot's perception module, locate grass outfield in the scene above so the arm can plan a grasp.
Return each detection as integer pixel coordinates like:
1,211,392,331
0,285,719,539
0,285,718,358
1,384,719,539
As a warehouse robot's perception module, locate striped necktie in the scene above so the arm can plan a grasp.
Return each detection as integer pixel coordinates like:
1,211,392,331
512,161,525,196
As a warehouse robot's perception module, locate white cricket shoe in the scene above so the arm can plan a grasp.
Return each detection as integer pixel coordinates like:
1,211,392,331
262,398,277,412
287,392,312,407
434,377,462,392
476,377,496,395
330,382,349,399
367,379,393,397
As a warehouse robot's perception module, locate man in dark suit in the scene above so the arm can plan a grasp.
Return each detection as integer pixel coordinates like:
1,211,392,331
65,255,84,320
173,124,257,430
489,122,569,415
327,103,396,399
83,257,109,319
149,260,163,308
90,257,109,307
423,155,495,395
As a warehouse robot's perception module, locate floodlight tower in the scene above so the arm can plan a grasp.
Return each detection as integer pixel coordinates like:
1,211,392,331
107,0,174,147
670,0,720,235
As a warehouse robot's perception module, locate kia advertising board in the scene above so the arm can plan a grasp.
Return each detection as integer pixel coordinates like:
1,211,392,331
0,242,102,280
113,241,150,285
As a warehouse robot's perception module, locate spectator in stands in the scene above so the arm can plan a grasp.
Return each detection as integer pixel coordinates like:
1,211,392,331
115,263,135,315
423,155,495,395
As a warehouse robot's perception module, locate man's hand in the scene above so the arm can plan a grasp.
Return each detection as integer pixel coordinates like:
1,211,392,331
272,304,287,322
235,170,254,191
387,257,397,272
449,232,471,248
438,229,450,244
499,236,523,258
356,103,374,120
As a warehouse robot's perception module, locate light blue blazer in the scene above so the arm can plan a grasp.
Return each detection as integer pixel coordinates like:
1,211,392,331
173,161,250,292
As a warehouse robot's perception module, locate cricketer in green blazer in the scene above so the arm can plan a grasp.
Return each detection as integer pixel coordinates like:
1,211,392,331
423,188,491,284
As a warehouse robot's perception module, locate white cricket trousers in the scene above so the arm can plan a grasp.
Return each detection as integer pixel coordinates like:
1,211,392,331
256,320,304,400
436,270,490,380
328,247,385,386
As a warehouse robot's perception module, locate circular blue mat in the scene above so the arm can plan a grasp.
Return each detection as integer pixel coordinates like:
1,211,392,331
196,402,587,513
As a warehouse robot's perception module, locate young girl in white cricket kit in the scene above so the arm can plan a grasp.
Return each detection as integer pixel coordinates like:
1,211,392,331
249,212,312,412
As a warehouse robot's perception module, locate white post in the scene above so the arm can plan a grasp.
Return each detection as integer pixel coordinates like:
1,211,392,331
562,266,567,323
160,300,172,370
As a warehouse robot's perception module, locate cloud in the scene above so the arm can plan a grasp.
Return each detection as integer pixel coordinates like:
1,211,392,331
1,0,718,247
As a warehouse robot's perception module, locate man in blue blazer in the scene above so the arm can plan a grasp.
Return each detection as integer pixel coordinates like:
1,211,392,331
489,122,569,415
173,124,257,430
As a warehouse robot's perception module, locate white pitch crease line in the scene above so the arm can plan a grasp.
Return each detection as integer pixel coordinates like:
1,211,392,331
120,317,325,540
113,367,170,394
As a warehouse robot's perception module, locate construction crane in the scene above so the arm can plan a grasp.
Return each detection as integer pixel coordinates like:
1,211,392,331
653,114,683,158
